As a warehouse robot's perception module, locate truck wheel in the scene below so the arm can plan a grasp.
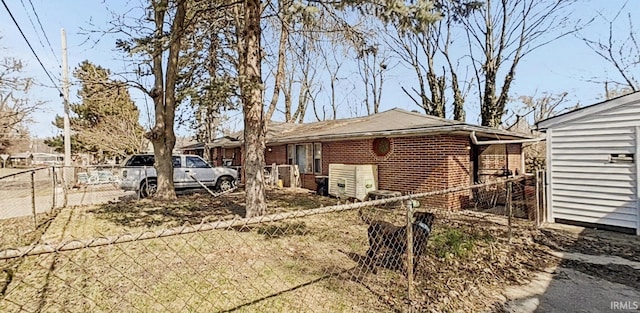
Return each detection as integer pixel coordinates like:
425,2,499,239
140,179,157,198
216,176,234,192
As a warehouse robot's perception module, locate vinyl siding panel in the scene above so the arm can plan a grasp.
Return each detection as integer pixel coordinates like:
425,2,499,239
549,101,639,230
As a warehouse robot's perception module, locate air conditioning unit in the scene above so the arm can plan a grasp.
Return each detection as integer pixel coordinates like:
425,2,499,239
328,164,378,201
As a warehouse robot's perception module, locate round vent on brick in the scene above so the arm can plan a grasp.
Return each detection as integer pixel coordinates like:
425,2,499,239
372,138,391,157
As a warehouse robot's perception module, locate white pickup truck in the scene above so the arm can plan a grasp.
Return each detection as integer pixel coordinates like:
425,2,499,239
119,154,238,197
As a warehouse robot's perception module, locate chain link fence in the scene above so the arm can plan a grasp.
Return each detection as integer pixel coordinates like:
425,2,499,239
0,166,134,225
0,176,547,312
0,167,56,223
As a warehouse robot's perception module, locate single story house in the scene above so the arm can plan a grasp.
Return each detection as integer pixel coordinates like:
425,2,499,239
9,153,33,167
185,108,534,210
179,142,206,156
538,91,640,235
32,153,64,166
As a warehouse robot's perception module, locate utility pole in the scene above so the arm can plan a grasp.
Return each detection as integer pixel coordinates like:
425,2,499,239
61,29,71,184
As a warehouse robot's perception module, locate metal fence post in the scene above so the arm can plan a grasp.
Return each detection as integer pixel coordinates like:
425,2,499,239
31,170,37,228
52,166,57,211
405,199,415,307
507,181,513,243
62,166,69,208
535,171,540,229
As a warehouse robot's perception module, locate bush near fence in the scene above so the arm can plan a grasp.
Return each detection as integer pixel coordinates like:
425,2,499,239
0,177,556,313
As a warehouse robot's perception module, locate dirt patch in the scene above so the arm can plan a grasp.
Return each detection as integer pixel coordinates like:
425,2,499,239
410,212,558,312
534,228,640,262
561,260,640,290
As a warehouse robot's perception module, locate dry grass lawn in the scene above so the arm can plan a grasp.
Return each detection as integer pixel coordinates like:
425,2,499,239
0,188,563,312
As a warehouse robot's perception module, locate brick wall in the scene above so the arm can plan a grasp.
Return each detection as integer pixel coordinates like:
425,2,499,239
211,147,242,167
232,135,523,211
321,135,474,210
265,145,287,165
301,174,317,190
507,144,523,175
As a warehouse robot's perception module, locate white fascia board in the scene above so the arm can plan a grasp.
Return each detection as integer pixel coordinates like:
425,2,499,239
538,91,640,130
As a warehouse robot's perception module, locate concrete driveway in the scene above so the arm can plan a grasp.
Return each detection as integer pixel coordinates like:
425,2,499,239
499,224,640,313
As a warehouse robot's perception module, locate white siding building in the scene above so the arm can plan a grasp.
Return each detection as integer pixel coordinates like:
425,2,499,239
538,92,640,235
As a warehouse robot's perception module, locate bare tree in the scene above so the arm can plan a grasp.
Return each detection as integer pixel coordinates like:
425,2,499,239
356,43,393,115
102,1,184,199
462,0,578,127
508,91,578,171
507,91,576,129
0,56,41,154
180,7,239,160
385,0,477,120
388,24,445,117
265,0,293,122
318,41,346,120
582,3,638,93
107,0,235,199
237,0,268,217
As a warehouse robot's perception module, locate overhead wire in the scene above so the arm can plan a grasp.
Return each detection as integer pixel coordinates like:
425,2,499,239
26,0,62,67
1,0,62,94
18,0,46,53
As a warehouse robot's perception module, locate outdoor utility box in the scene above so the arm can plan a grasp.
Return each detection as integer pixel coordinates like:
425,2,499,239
328,164,378,201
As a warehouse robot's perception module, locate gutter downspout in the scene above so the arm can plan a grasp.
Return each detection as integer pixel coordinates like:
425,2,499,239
470,131,544,145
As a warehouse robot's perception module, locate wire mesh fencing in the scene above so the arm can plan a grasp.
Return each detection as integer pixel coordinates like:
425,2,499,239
0,176,545,312
59,165,134,207
0,167,56,224
1,166,134,214
0,202,414,312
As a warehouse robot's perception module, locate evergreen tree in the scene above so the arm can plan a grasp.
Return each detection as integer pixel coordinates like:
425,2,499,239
45,61,145,161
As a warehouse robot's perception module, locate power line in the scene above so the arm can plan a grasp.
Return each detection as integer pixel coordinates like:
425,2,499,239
26,0,61,67
18,0,46,53
1,0,61,94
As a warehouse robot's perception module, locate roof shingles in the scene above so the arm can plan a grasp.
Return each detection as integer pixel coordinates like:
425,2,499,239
199,108,530,148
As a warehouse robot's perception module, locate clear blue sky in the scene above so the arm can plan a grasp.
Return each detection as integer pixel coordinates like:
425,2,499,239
0,0,636,139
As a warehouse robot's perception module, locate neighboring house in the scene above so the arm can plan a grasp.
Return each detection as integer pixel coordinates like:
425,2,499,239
180,142,205,157
181,137,242,167
31,153,63,166
538,91,640,235
9,153,33,167
189,108,533,210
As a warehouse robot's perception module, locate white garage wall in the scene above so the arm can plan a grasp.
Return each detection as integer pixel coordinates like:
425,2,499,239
548,100,640,230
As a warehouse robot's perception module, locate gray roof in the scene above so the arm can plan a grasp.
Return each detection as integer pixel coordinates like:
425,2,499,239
208,108,531,148
179,142,205,151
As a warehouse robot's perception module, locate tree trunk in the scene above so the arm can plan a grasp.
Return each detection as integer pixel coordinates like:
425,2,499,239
147,0,184,200
452,75,466,121
241,0,267,217
481,65,500,127
265,0,290,122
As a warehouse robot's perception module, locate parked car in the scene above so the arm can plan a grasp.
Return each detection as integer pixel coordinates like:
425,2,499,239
119,154,238,197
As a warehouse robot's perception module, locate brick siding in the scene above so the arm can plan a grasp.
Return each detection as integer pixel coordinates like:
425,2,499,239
265,145,287,166
319,136,473,210
240,135,523,211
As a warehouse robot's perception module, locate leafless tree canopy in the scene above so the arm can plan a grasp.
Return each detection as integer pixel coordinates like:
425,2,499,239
0,56,42,154
385,0,578,126
582,2,639,94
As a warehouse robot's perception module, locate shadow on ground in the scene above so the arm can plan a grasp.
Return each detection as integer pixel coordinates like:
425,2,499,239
87,188,340,228
498,225,640,312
